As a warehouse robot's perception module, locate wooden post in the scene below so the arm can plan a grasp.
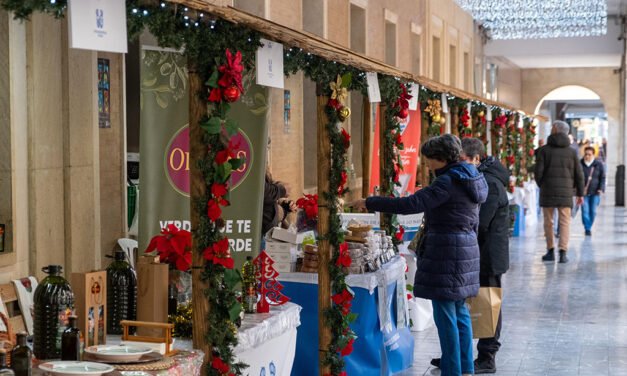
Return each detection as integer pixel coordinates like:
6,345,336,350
362,99,372,198
316,92,332,376
189,67,211,371
451,105,459,137
421,112,430,188
379,105,388,230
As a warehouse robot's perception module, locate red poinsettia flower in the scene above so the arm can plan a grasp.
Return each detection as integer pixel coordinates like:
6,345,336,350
145,224,192,271
338,170,348,195
395,226,405,242
208,88,222,103
296,194,319,220
332,288,353,306
336,242,352,268
341,128,351,149
395,83,412,112
203,238,235,269
207,200,222,221
211,357,230,374
340,338,355,356
218,49,244,92
211,183,228,198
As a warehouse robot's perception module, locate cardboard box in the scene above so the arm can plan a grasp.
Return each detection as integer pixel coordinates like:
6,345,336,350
272,262,293,273
269,227,315,245
71,270,107,346
136,257,168,337
266,251,292,264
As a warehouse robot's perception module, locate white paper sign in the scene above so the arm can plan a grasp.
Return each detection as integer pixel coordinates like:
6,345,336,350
68,0,128,53
256,38,285,89
366,72,381,103
408,83,419,111
441,93,449,113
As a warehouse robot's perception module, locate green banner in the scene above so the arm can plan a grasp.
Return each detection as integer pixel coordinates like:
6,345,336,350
139,49,269,267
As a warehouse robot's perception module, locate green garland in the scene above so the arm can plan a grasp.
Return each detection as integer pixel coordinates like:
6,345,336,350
471,102,489,147
524,117,536,181
0,0,66,19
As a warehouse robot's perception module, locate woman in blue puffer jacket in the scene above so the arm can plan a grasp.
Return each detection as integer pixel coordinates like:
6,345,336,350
354,134,488,376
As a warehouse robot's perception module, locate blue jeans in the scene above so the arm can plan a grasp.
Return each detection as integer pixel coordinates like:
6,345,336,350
582,194,601,231
432,299,474,375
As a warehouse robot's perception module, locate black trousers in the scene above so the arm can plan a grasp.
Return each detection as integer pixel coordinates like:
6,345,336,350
477,274,502,357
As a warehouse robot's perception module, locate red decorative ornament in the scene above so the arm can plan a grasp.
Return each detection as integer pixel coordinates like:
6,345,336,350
253,251,290,313
218,49,244,92
395,225,405,242
338,170,348,195
222,85,241,102
327,98,341,110
398,107,409,119
340,128,351,149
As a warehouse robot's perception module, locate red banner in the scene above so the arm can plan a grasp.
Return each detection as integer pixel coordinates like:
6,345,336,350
369,107,422,196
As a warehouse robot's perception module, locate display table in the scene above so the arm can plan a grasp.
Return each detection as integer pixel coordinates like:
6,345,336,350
234,302,301,376
279,256,414,376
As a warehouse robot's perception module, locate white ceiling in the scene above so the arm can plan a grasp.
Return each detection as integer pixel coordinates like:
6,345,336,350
483,1,627,69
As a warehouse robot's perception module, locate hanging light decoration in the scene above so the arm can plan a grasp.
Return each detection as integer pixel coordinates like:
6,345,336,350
454,0,607,40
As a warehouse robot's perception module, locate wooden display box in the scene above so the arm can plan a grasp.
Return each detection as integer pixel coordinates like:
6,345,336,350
71,270,107,346
136,256,168,337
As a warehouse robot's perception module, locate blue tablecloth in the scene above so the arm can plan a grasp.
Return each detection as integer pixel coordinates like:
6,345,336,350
280,256,414,376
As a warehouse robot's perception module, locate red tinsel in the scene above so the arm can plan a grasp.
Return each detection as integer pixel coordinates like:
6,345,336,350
145,224,192,272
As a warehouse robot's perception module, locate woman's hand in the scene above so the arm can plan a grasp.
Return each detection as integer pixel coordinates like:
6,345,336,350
349,199,367,212
278,198,298,212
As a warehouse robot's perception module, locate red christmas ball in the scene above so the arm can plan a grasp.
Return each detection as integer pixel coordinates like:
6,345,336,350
223,85,241,102
398,108,409,119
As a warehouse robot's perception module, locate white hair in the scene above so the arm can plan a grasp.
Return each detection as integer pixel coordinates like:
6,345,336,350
552,120,570,134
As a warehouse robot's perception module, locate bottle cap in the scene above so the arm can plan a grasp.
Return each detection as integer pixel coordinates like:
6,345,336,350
246,256,253,261
114,250,126,261
42,265,63,275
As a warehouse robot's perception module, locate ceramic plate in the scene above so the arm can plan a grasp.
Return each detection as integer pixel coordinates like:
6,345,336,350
39,361,114,375
84,344,154,362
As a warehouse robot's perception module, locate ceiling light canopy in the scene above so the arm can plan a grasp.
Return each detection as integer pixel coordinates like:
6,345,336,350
454,0,607,40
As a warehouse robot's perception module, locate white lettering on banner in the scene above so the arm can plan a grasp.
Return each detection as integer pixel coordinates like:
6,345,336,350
221,219,254,252
159,220,191,231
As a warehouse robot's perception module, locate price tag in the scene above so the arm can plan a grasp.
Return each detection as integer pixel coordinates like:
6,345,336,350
366,72,381,103
256,38,285,89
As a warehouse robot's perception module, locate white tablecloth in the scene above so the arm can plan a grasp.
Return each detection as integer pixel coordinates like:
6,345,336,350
234,302,301,376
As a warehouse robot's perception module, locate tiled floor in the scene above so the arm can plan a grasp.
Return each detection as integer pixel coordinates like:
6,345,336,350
402,196,627,375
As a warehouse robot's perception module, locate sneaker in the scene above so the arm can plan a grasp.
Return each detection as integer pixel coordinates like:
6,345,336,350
430,358,441,368
585,230,592,236
542,248,555,262
559,250,569,264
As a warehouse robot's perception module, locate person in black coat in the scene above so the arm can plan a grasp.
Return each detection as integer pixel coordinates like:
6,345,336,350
534,121,584,264
580,146,606,236
353,134,488,376
461,138,510,373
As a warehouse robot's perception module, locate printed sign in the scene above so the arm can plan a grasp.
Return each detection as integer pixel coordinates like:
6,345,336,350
256,38,285,89
97,58,111,128
68,0,128,53
366,72,381,103
408,83,419,111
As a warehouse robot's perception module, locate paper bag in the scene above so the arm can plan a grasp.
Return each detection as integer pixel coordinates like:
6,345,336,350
136,257,169,337
71,271,107,346
467,287,502,339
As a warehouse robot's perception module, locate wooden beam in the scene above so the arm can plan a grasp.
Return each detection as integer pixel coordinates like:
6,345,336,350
168,0,523,113
316,92,331,376
361,99,372,198
189,67,210,372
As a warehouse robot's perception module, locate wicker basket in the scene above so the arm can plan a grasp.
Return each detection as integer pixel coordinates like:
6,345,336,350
0,312,15,365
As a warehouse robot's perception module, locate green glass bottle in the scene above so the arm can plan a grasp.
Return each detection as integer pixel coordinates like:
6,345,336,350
0,350,14,375
107,250,137,334
33,265,74,360
10,332,31,376
61,316,81,361
241,256,257,313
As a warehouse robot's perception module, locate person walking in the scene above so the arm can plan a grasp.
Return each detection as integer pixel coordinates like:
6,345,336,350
535,121,584,264
580,146,605,236
352,134,488,376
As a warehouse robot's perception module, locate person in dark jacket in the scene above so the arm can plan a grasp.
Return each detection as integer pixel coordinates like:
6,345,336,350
262,169,296,240
352,134,488,376
535,121,584,264
462,138,510,373
580,146,606,236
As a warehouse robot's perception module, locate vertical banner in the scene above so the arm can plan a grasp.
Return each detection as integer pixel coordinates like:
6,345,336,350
139,49,269,267
97,58,111,128
369,107,422,196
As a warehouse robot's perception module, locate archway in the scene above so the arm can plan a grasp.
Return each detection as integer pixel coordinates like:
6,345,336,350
533,84,613,185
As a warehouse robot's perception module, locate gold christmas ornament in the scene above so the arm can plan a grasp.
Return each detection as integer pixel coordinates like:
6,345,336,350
477,110,485,117
439,116,447,125
432,113,441,123
338,106,351,122
424,99,442,116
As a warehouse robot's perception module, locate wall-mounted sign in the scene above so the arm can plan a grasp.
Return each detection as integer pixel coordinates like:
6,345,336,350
68,0,128,53
256,38,285,89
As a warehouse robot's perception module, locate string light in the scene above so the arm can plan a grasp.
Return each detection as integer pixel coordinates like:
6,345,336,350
454,0,607,39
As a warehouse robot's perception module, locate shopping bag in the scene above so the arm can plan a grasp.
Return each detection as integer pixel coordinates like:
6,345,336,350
467,287,502,339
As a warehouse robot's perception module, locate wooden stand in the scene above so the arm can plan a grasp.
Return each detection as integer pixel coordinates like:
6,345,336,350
120,320,175,355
